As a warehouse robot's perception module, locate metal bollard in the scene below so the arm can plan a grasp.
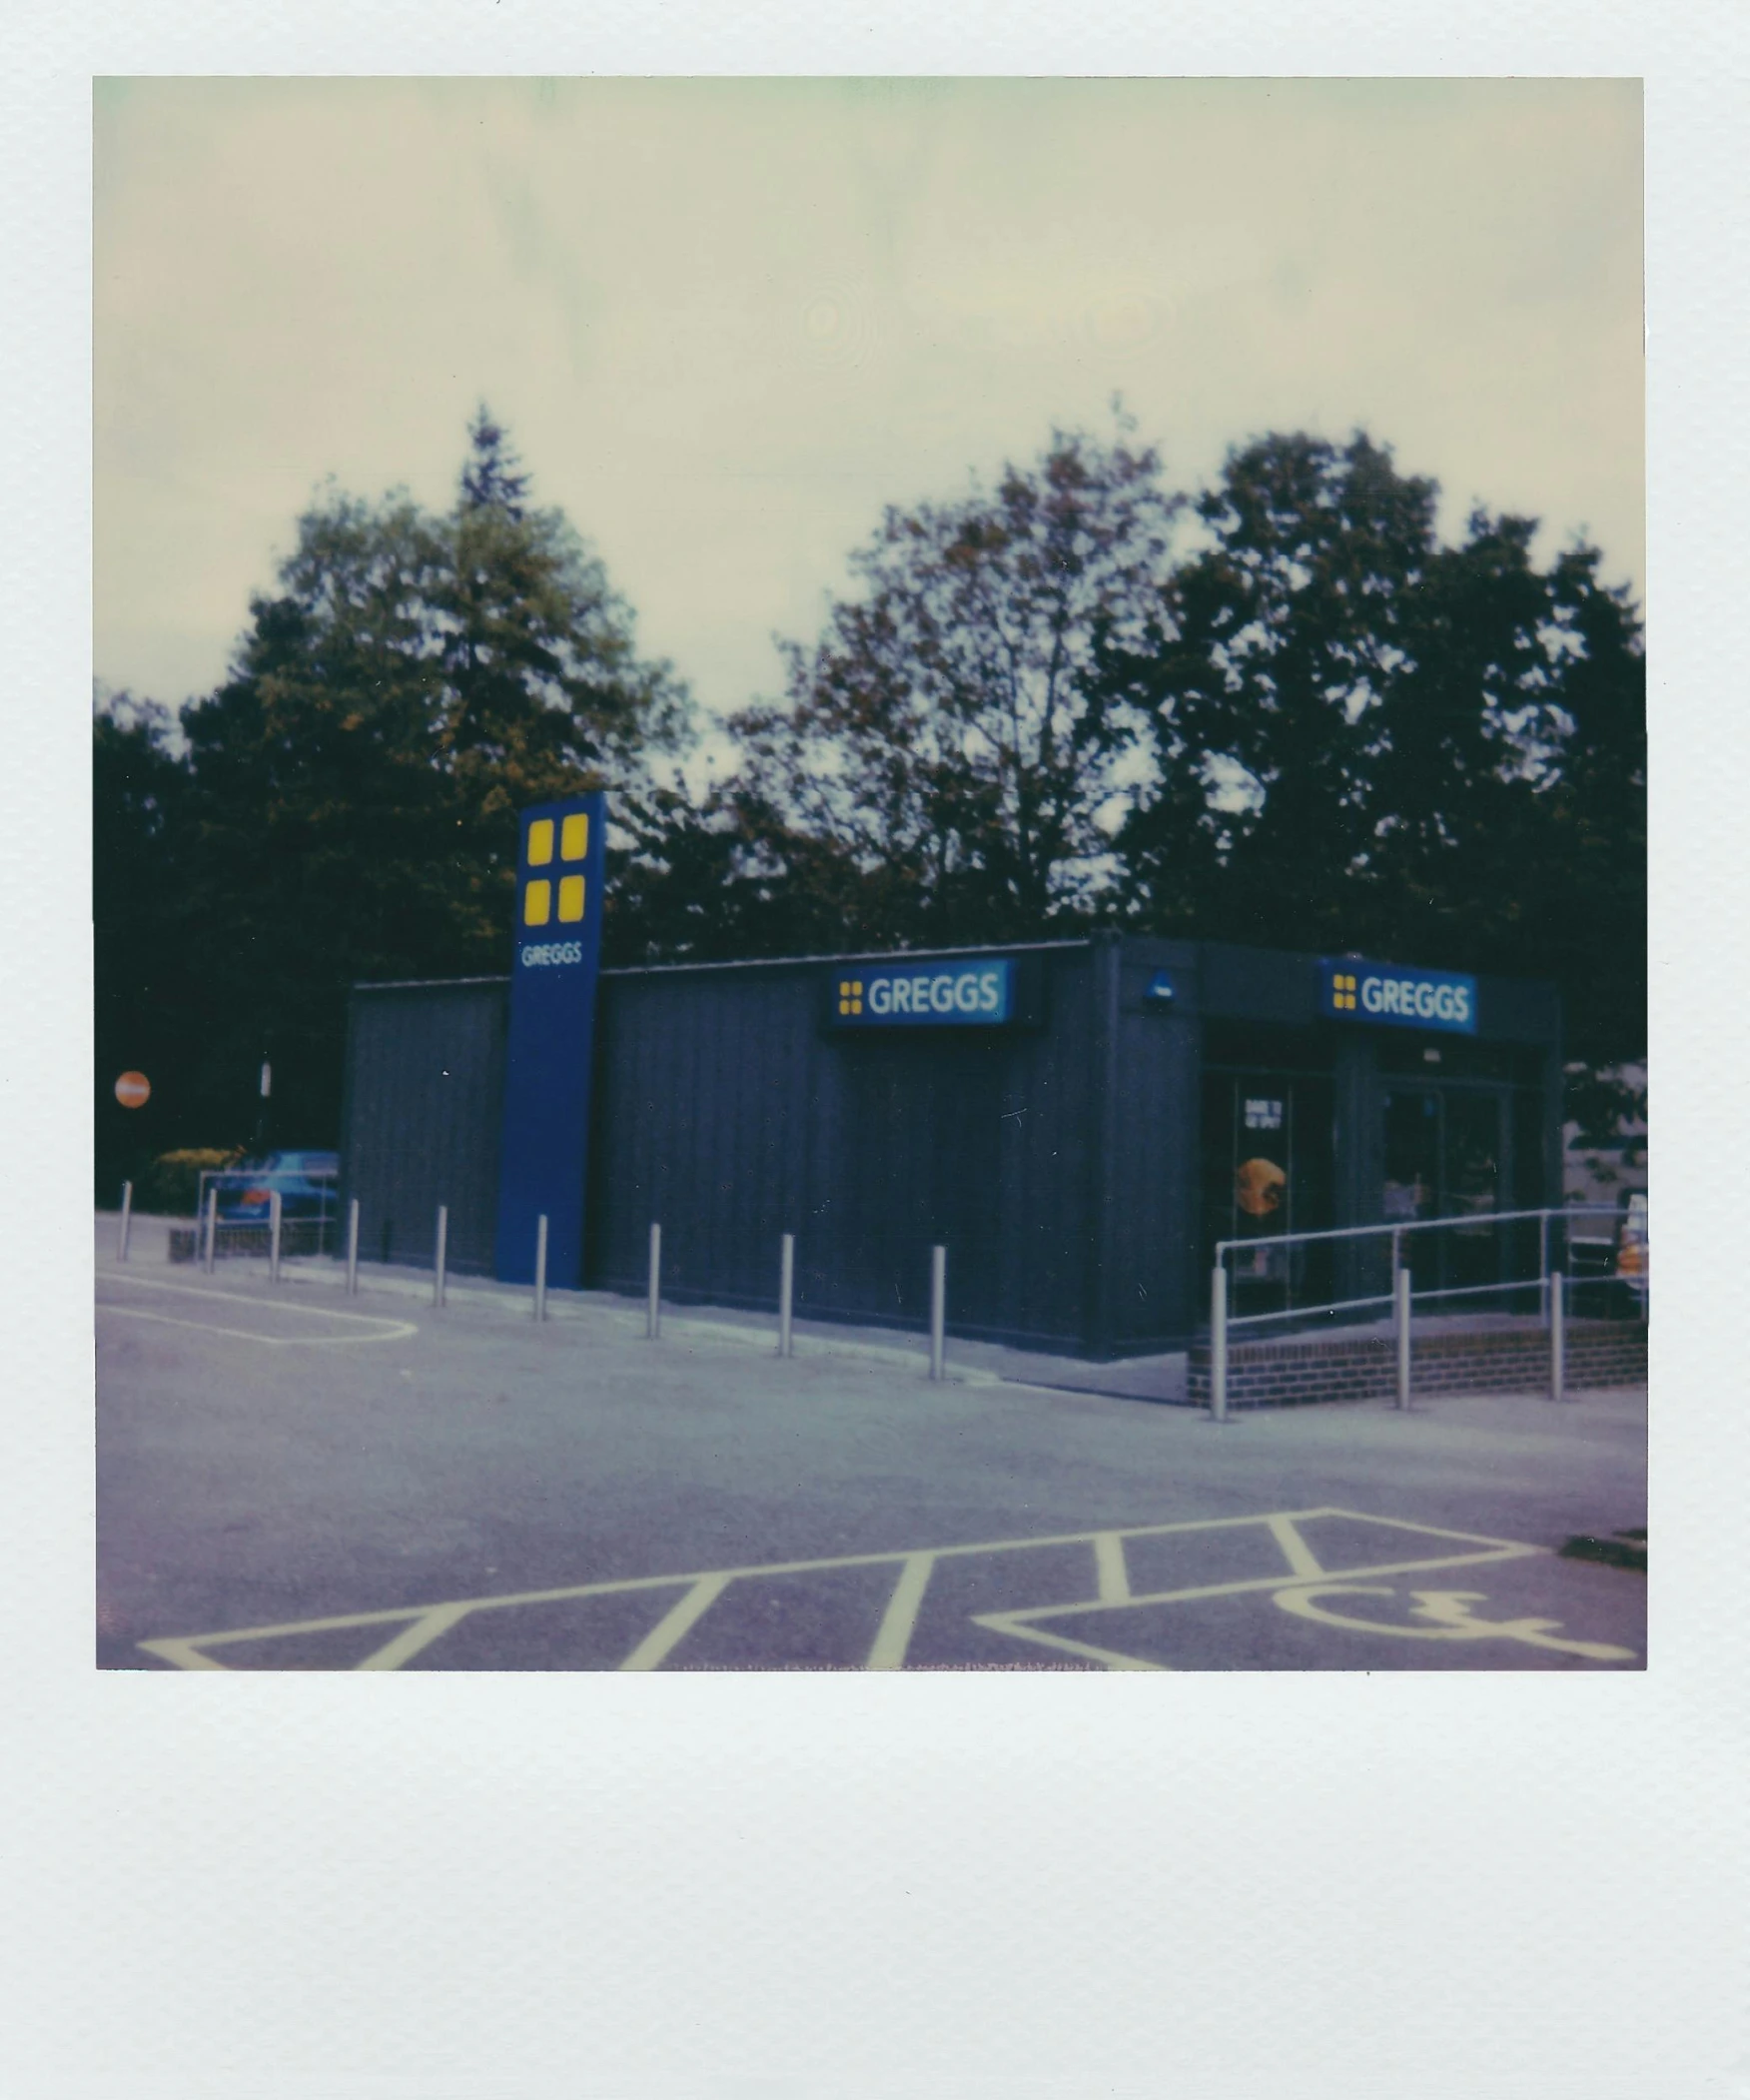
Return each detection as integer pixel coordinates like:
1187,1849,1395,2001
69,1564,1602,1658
268,1189,283,1283
778,1232,795,1357
118,1181,133,1263
533,1214,548,1322
1210,1264,1228,1422
1550,1268,1566,1402
646,1222,662,1340
1395,1264,1413,1411
928,1244,947,1381
434,1204,448,1309
203,1186,218,1275
345,1198,361,1296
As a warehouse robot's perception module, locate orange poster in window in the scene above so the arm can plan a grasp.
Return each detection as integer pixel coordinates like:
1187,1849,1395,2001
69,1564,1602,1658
1235,1156,1287,1218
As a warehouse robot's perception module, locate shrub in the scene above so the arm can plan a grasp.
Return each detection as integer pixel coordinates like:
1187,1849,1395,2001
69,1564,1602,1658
139,1147,245,1217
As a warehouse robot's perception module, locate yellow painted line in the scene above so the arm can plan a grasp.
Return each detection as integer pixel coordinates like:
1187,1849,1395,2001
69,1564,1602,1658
100,1275,416,1326
867,1554,937,1670
99,1276,417,1346
356,1602,476,1670
971,1615,1169,1671
98,1304,419,1348
135,1508,1541,1670
1313,1508,1533,1548
137,1635,233,1670
619,1575,731,1670
1093,1533,1131,1603
994,1545,1545,1627
1267,1514,1325,1579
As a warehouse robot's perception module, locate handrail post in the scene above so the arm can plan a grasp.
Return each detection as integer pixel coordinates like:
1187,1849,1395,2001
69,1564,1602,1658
1210,1262,1229,1423
646,1223,662,1339
434,1204,448,1309
1549,1268,1566,1402
1539,1211,1550,1327
118,1181,133,1263
1395,1264,1412,1410
533,1213,548,1322
345,1197,360,1296
928,1244,947,1381
778,1233,795,1358
203,1186,218,1274
268,1188,283,1283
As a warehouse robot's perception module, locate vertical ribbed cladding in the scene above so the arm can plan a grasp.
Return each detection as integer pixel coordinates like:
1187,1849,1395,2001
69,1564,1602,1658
585,943,1102,1351
1108,938,1203,1352
340,978,509,1276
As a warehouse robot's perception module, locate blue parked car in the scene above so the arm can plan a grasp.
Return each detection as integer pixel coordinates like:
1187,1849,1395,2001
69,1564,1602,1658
213,1151,341,1225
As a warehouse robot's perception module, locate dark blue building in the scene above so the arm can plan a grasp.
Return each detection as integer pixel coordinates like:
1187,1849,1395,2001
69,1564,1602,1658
339,935,1562,1358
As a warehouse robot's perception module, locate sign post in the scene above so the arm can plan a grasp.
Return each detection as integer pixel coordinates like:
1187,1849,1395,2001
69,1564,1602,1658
494,794,608,1287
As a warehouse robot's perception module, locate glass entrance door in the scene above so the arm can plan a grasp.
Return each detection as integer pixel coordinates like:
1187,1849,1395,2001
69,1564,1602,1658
1204,1070,1334,1318
1381,1085,1506,1296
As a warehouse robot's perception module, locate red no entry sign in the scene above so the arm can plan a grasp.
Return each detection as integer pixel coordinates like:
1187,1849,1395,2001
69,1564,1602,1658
114,1070,151,1110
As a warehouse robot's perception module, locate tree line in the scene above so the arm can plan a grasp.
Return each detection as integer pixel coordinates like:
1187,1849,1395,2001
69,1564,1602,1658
94,408,1645,1195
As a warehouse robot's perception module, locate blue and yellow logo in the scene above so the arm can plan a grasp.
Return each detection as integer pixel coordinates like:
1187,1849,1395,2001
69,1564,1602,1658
837,978,864,1017
522,811,589,928
1318,957,1476,1035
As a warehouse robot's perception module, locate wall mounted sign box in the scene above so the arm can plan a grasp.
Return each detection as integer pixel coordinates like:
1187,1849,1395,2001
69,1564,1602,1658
343,931,1558,1360
825,954,1046,1029
1318,957,1478,1035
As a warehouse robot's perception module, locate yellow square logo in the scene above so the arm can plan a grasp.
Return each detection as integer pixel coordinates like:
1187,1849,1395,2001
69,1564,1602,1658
526,818,554,866
523,879,551,927
560,813,589,861
557,874,585,923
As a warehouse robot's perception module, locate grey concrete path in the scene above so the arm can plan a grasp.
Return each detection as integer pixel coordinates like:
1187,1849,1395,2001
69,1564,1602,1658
96,1214,1646,1674
101,1208,1191,1400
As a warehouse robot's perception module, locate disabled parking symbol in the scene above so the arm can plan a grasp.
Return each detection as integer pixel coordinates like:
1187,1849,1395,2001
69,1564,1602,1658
1272,1584,1638,1662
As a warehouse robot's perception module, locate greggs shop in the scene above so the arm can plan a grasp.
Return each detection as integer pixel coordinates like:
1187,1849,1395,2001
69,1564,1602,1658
340,804,1562,1359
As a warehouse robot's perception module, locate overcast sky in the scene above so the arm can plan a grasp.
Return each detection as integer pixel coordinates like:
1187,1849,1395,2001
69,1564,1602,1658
95,77,1643,752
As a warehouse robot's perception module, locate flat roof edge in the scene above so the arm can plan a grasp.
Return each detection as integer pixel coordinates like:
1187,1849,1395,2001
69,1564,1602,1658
353,975,512,993
599,937,1093,981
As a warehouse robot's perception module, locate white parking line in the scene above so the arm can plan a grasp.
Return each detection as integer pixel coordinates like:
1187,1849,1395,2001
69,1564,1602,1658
97,1273,417,1346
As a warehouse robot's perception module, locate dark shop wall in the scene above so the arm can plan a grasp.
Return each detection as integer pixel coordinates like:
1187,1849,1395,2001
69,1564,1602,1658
341,979,510,1276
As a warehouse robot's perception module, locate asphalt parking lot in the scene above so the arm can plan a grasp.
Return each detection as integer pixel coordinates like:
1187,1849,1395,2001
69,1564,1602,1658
96,1221,1647,1672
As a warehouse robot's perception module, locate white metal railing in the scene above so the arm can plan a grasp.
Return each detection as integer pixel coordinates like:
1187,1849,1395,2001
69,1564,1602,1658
1207,1202,1646,1422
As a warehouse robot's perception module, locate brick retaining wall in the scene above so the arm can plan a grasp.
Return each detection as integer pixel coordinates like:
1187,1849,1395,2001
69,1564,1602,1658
1186,1318,1646,1409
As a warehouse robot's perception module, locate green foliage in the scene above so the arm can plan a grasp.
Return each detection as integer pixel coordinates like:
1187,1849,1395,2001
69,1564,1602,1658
137,1148,245,1218
724,417,1182,947
672,423,1643,1080
95,410,1645,1196
1105,432,1644,1068
93,411,692,1178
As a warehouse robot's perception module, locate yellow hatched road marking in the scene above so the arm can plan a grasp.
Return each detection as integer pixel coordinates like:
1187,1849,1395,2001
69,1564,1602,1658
357,1603,476,1670
972,1619,1170,1671
867,1554,937,1669
1267,1514,1325,1579
134,1509,1544,1672
620,1575,730,1670
98,1274,417,1346
1093,1533,1131,1603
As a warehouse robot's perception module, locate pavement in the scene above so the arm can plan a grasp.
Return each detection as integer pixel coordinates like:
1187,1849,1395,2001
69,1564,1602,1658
95,1213,1648,1672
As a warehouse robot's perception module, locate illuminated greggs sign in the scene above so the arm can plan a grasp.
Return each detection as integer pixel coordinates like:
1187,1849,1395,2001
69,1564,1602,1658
1319,957,1477,1035
830,957,1017,1027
